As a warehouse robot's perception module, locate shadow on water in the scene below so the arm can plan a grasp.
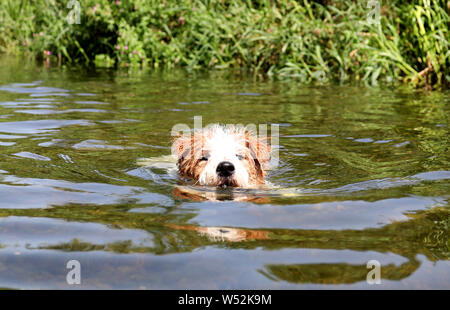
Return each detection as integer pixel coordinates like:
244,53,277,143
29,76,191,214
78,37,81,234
0,56,448,289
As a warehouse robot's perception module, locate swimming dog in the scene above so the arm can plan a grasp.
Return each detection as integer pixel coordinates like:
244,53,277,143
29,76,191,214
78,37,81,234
172,125,270,188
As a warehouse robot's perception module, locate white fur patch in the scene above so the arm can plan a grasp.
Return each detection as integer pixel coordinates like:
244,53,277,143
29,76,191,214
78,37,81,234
198,126,249,187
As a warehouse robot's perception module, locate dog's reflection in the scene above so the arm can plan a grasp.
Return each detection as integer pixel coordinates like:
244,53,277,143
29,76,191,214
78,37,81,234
168,224,268,242
173,185,270,202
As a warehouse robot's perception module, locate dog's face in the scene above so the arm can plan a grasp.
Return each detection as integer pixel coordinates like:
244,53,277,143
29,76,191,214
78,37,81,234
172,125,270,188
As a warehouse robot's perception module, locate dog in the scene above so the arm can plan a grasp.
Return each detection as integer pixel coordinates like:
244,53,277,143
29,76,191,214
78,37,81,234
172,125,270,188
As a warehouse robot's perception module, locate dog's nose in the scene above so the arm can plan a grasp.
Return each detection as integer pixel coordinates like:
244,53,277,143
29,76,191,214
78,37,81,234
216,161,235,177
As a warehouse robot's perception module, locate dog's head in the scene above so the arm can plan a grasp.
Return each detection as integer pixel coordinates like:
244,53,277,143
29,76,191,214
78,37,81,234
172,125,270,187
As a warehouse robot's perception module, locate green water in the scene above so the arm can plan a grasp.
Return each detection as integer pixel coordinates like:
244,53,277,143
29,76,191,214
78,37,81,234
0,57,448,289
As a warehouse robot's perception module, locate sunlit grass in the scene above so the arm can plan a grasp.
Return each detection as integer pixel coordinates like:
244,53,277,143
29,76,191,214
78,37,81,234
0,0,448,88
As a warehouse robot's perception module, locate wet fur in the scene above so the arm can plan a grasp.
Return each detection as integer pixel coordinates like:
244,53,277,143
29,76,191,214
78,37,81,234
172,125,270,188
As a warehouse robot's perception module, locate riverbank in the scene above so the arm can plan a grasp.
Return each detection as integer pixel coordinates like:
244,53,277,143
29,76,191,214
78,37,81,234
0,0,448,88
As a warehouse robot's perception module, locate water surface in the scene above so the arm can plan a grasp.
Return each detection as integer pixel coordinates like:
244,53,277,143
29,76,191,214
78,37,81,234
0,57,448,289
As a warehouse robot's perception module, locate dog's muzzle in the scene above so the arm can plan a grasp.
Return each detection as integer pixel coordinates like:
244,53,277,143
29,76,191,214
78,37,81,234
216,161,235,177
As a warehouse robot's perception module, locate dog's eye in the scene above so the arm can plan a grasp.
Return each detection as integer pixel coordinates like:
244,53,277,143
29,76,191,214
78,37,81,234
199,151,210,161
236,154,244,160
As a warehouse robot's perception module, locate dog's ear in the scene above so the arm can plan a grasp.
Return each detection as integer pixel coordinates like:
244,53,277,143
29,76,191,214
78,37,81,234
172,134,192,159
245,133,271,170
172,133,205,161
253,156,265,180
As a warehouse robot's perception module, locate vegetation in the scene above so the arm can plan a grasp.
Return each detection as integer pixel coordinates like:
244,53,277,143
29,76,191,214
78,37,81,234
0,0,448,87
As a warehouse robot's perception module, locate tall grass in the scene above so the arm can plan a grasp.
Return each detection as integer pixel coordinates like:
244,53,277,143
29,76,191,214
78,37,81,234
0,0,448,88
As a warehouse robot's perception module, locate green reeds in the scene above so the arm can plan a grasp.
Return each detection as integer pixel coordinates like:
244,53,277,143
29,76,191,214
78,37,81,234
0,0,448,88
